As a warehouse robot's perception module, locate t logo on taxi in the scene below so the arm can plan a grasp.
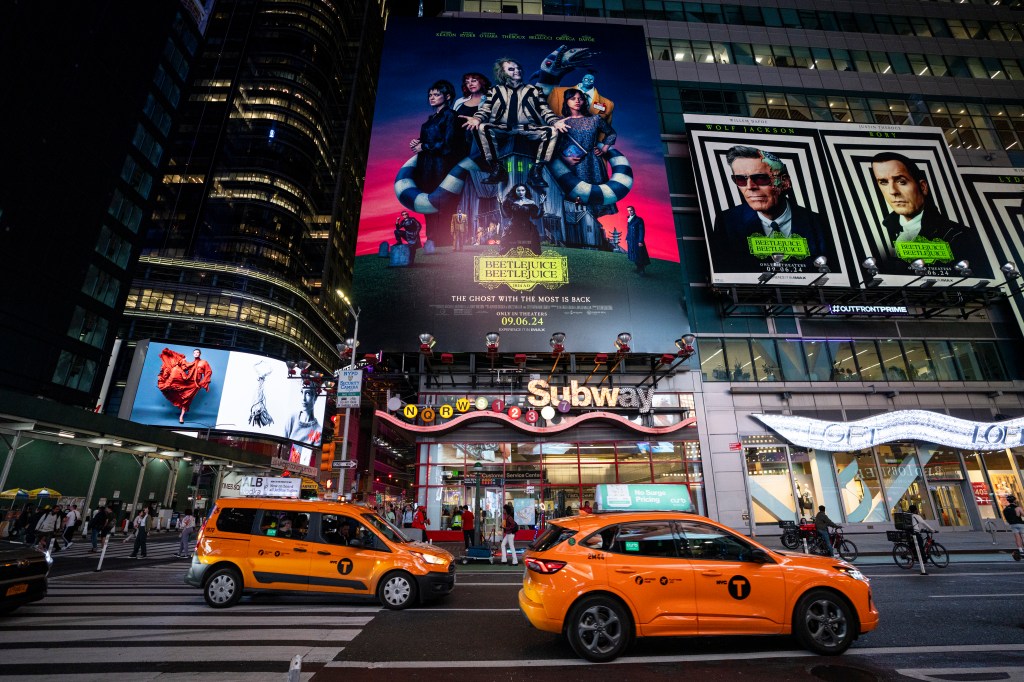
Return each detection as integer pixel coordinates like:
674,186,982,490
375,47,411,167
728,576,750,600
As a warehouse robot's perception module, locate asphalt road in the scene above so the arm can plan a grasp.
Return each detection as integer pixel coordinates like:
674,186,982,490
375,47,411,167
3,534,1023,681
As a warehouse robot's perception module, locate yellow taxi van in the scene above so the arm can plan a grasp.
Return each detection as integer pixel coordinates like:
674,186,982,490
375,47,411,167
518,485,878,662
185,495,455,609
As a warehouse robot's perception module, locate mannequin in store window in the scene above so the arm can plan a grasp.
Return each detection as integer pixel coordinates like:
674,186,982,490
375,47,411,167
799,484,814,517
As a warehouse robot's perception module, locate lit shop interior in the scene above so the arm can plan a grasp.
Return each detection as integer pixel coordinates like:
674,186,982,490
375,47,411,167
743,434,1024,530
414,440,705,538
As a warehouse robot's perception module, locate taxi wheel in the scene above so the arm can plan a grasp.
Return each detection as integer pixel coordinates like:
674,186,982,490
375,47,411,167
566,595,633,662
793,590,854,655
378,571,418,610
204,566,243,608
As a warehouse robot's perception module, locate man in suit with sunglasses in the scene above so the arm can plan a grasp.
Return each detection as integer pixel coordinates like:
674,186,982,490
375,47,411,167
709,145,834,273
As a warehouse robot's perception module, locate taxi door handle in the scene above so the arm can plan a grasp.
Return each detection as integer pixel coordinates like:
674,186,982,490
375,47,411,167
701,570,722,577
317,550,330,556
293,548,307,553
615,568,635,574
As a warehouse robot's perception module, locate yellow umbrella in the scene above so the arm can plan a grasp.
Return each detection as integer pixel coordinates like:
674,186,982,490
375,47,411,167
0,488,29,501
28,488,61,500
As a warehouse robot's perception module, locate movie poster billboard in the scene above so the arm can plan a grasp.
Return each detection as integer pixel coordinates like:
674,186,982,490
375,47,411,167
122,343,326,466
686,115,996,287
353,18,680,352
960,167,1024,332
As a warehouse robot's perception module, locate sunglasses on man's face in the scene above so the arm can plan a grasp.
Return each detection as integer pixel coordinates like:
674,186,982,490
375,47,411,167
731,173,776,187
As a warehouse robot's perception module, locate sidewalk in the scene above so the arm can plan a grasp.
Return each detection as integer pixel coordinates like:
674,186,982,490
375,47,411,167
435,529,1024,567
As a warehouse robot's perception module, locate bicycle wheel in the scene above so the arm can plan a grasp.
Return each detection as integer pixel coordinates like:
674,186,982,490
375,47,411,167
837,539,858,562
781,532,800,550
892,542,914,569
927,541,949,568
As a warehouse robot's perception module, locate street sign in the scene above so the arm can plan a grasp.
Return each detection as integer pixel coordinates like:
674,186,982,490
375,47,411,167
332,459,358,469
336,369,363,409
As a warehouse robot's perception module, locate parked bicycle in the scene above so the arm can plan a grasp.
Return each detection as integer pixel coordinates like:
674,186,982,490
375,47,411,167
806,526,858,562
892,530,948,569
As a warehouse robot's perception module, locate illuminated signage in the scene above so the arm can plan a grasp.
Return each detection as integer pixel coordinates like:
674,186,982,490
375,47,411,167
754,411,1024,451
353,17,681,352
686,115,995,288
238,477,303,499
594,484,693,512
828,305,908,315
527,379,655,414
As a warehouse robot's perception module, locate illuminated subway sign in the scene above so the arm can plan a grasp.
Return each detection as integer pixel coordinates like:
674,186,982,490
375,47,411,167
527,380,655,414
754,410,1024,451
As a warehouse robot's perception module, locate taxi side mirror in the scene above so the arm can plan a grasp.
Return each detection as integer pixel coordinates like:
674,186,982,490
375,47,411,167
747,548,771,564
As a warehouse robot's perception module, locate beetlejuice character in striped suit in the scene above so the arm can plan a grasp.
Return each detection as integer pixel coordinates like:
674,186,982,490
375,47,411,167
463,57,569,189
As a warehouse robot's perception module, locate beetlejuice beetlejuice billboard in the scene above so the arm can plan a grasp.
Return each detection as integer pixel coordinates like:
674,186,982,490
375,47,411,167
353,18,681,352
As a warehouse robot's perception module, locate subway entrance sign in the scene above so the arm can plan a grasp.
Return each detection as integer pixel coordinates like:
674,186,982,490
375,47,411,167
594,484,693,512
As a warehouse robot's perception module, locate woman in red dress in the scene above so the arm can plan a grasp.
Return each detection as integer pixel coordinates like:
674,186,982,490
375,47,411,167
157,348,213,423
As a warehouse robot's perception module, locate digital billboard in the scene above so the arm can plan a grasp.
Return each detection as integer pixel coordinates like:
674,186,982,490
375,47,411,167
123,343,326,466
353,18,680,352
960,166,1024,332
686,115,996,287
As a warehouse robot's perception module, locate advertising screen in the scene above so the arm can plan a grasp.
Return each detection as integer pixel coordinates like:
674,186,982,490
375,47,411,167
354,18,680,352
960,166,1024,332
686,115,996,287
124,344,326,466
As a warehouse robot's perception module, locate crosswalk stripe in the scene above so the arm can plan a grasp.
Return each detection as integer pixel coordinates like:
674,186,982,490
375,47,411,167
11,604,378,615
0,628,362,643
5,614,372,627
0,645,344,665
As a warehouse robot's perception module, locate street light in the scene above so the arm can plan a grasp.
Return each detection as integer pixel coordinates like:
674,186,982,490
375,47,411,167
335,289,361,499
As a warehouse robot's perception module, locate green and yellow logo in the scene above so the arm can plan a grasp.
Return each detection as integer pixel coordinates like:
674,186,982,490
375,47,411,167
475,248,568,292
895,237,954,264
747,234,810,260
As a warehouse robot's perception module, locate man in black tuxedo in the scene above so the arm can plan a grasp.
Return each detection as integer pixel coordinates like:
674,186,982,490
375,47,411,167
870,151,986,272
709,145,834,272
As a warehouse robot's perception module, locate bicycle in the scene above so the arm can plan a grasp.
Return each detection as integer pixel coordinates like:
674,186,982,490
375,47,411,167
807,526,858,562
892,530,948,569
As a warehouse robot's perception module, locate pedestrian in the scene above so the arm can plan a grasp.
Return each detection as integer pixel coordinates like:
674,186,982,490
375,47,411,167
500,503,519,565
124,509,143,543
813,505,841,557
34,506,60,552
402,504,414,529
412,505,429,542
88,506,109,552
462,505,475,550
1002,495,1024,552
58,504,79,550
129,507,150,559
385,504,397,525
177,509,195,557
13,503,34,543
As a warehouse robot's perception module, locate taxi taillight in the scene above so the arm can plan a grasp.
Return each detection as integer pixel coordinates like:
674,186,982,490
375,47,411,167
195,517,209,545
525,558,567,574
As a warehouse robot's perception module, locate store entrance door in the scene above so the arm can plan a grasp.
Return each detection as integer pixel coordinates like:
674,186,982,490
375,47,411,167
932,482,970,527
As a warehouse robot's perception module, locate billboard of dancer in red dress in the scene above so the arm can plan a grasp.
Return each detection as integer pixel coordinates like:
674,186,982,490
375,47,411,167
156,348,213,423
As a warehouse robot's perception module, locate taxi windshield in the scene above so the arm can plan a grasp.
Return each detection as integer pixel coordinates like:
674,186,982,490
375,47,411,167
362,511,412,543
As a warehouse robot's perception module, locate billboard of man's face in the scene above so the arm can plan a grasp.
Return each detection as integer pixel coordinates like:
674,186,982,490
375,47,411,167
730,156,791,219
872,159,929,219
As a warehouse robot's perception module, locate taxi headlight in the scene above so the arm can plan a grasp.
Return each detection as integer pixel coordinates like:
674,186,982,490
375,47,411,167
834,565,867,582
411,551,447,566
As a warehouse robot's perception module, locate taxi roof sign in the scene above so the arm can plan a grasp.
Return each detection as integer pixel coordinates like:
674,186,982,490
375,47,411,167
594,484,693,512
240,476,302,498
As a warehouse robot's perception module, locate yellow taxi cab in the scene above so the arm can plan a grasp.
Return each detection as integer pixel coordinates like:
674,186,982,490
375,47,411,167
518,485,878,662
185,495,454,609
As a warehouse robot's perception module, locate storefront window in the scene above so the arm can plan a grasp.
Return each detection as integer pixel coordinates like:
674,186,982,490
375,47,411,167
777,340,809,380
878,340,910,381
918,447,970,526
826,341,857,380
750,338,782,381
804,340,831,381
833,449,887,522
852,340,884,381
963,451,997,520
578,442,616,461
877,443,933,521
902,340,936,380
745,444,796,523
723,338,754,381
699,337,727,381
925,340,960,380
790,449,818,518
617,444,653,484
981,448,1023,508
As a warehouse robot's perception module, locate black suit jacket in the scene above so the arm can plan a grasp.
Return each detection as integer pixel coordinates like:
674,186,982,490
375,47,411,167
879,204,988,274
709,200,834,272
